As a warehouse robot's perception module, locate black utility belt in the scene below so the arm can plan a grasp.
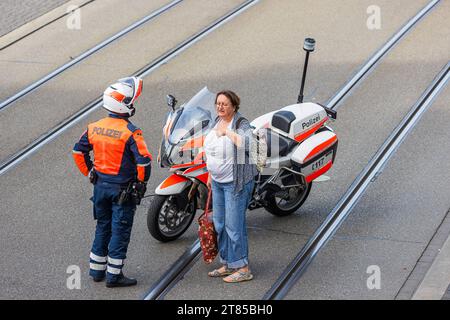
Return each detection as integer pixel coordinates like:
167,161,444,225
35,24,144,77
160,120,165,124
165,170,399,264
117,181,146,206
96,180,132,188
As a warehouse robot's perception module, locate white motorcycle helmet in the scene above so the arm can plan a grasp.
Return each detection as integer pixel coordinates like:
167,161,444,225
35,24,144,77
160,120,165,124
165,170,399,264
103,76,143,117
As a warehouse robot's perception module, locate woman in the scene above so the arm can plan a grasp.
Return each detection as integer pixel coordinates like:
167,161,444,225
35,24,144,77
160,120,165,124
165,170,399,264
204,90,258,283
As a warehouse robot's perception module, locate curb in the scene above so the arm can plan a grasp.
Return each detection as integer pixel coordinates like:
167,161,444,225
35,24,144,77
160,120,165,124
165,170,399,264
0,0,93,50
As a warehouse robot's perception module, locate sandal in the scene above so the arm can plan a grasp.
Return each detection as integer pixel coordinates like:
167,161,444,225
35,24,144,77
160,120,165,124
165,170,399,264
223,270,253,283
208,266,234,277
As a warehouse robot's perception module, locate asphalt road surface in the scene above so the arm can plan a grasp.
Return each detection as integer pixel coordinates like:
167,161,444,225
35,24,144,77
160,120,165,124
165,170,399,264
0,0,448,300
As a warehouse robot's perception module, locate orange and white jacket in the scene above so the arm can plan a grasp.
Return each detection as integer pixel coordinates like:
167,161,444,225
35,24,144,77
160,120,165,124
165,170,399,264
73,114,152,184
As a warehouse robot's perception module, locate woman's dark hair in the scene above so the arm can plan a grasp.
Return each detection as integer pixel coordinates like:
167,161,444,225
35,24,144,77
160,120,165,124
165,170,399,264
216,90,240,112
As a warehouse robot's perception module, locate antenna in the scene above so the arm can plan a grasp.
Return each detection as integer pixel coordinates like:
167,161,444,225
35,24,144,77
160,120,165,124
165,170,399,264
297,38,315,103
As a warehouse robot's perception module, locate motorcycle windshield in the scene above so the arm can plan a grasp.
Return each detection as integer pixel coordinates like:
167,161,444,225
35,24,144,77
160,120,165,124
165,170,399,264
168,87,216,145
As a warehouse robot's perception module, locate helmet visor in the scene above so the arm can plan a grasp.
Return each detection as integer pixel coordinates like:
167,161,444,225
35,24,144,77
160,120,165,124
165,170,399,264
118,77,143,105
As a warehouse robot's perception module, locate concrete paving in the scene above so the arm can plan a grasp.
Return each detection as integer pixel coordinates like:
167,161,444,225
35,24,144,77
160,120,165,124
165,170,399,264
442,284,450,300
0,0,446,300
413,215,450,299
396,207,450,300
0,0,70,37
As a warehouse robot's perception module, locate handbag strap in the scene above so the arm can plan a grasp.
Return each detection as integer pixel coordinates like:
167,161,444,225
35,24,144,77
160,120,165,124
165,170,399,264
204,188,213,218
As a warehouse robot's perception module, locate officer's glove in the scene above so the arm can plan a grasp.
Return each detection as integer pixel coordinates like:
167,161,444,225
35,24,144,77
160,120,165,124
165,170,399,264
134,181,147,197
131,181,147,205
88,169,97,184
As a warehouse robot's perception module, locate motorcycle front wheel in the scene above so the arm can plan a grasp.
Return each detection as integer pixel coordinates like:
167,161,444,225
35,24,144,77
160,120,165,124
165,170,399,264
147,190,197,242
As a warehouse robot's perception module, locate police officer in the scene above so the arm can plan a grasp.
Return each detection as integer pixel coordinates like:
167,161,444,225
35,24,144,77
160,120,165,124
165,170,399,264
72,77,152,288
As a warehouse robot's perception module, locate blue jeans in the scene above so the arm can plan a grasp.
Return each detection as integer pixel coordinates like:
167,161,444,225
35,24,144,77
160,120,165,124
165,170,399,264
211,179,254,269
89,182,136,282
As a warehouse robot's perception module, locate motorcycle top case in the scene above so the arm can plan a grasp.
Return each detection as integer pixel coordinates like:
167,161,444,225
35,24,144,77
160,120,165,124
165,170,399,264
291,130,338,183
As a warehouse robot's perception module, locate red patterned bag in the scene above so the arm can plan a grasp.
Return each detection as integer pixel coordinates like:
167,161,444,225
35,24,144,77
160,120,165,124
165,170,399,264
198,189,218,264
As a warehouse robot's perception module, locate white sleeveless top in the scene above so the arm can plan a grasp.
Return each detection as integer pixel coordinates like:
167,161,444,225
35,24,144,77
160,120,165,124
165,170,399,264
204,121,234,183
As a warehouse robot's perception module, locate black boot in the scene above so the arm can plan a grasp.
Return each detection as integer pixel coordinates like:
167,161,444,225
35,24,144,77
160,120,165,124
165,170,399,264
90,272,105,282
92,276,105,282
106,274,137,288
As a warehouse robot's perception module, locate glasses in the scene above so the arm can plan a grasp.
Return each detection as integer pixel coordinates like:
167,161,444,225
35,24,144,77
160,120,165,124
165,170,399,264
215,102,230,107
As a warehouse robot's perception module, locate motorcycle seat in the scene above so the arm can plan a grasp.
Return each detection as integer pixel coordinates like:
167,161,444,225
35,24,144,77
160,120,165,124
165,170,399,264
265,128,298,158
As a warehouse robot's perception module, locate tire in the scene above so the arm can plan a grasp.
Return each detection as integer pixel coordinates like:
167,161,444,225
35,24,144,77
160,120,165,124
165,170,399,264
265,179,312,217
147,191,196,242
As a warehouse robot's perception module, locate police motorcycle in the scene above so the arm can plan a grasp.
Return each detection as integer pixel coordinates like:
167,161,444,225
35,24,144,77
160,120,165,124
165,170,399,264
147,38,338,242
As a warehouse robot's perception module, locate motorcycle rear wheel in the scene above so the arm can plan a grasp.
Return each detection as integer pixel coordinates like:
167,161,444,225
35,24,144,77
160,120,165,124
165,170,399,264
264,179,312,217
147,190,196,242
